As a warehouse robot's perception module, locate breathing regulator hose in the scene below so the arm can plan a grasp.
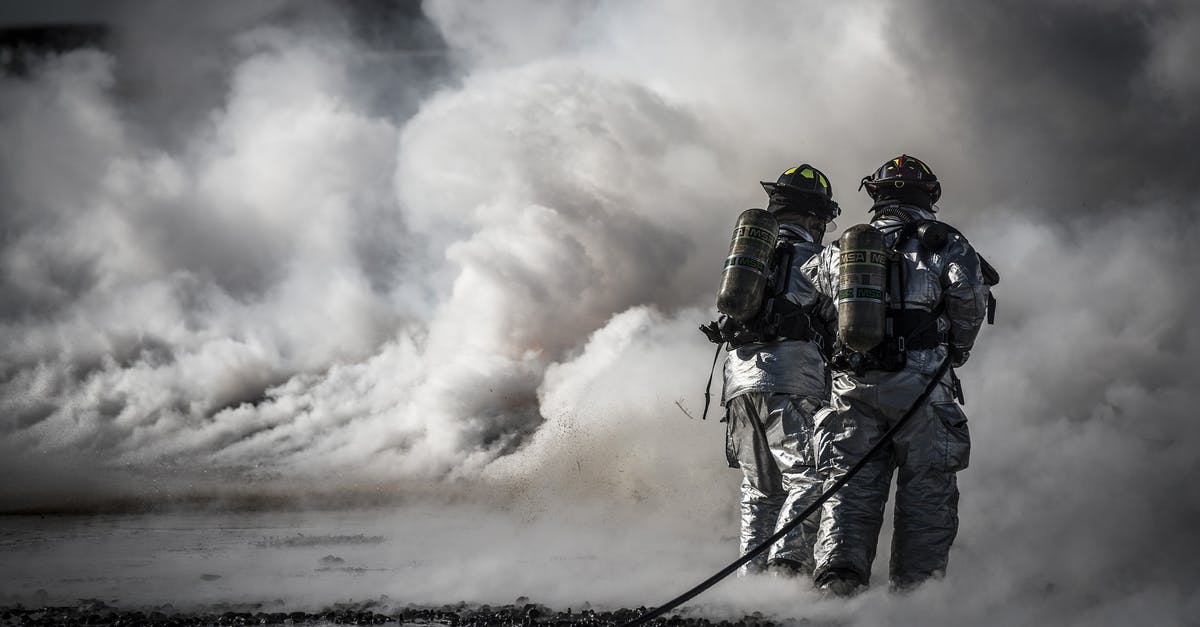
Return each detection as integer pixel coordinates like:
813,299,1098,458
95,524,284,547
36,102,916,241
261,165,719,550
621,357,954,627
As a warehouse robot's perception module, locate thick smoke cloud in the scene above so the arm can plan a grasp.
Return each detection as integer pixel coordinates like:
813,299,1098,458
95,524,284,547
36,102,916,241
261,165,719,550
1,0,1199,623
887,0,1200,214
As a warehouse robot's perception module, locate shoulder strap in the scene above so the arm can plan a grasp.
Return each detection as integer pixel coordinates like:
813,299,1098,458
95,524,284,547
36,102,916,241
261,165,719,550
893,221,922,249
978,253,1001,286
894,220,962,254
769,239,795,297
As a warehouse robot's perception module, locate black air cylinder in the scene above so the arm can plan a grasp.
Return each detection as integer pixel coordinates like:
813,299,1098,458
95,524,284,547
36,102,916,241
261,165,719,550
837,224,888,352
717,208,779,322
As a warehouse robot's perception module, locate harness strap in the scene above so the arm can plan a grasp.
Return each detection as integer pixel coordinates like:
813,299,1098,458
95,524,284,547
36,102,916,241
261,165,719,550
887,307,945,350
763,298,817,342
979,253,1000,325
700,342,723,420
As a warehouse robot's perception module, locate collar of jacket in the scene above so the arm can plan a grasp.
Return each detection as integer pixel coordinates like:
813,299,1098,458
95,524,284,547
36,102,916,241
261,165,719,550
778,222,815,243
871,201,936,227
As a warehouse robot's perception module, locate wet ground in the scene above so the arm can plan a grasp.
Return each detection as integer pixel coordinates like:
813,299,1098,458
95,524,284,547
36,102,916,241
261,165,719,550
0,505,803,627
0,600,784,626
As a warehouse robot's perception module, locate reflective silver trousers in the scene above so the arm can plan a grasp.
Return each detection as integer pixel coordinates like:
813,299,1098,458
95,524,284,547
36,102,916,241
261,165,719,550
726,392,825,575
813,369,971,588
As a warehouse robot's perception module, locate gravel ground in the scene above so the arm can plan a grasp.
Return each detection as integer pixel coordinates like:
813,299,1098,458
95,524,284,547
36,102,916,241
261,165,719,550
0,600,787,627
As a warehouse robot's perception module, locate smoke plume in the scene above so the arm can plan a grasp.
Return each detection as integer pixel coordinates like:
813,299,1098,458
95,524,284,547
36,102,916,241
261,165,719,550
1,0,1198,623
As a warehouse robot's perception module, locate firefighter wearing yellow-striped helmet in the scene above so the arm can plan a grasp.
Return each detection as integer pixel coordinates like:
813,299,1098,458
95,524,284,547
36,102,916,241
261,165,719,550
761,164,841,222
713,163,838,578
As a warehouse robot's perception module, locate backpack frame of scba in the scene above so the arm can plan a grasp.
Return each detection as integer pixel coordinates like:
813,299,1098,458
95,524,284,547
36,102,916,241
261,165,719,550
705,208,819,349
832,220,999,375
696,208,822,419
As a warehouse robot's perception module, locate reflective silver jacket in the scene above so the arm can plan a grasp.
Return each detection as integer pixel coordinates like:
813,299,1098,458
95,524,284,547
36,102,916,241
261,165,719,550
723,224,830,401
800,203,989,374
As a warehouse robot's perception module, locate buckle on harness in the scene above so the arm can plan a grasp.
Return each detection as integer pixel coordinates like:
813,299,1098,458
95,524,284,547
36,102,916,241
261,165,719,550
767,312,783,336
949,368,966,405
896,336,905,353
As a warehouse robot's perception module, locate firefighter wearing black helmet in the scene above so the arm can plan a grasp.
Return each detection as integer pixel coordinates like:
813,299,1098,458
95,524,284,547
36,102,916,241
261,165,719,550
702,163,839,578
799,155,998,594
860,153,943,208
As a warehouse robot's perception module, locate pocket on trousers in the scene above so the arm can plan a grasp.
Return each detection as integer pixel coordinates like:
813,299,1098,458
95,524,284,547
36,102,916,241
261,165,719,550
725,408,740,469
811,404,841,474
932,401,971,472
787,396,822,468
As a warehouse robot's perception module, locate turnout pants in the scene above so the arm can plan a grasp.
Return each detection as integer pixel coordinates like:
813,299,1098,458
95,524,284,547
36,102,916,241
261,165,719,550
726,392,825,575
813,369,971,588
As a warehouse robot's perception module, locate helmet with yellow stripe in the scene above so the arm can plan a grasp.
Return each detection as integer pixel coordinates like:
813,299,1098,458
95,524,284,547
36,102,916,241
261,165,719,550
858,154,941,206
760,163,840,221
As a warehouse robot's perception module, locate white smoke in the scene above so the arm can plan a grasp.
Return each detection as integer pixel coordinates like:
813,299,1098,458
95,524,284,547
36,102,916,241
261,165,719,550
1,27,408,483
2,0,1199,624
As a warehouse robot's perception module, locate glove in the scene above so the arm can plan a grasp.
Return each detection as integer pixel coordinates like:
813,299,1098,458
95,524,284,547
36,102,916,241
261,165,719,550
700,320,726,345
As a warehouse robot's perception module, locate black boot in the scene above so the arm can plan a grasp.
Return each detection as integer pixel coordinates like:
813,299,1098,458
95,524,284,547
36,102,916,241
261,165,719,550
766,557,811,579
816,568,865,597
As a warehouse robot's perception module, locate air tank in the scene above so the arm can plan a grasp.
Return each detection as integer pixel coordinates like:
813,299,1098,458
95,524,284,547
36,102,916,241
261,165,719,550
836,224,888,353
717,208,779,322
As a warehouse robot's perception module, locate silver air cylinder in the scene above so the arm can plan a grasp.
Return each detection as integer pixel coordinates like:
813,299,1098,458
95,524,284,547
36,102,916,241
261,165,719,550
717,208,779,322
837,224,887,353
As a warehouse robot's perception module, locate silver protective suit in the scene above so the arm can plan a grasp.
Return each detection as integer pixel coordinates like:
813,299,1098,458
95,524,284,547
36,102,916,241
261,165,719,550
799,202,989,588
723,223,830,576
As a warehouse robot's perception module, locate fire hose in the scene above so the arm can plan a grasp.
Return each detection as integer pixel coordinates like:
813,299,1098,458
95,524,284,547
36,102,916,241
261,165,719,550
621,357,953,627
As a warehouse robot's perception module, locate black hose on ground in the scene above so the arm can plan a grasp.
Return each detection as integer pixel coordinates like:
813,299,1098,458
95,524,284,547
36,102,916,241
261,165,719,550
622,357,953,627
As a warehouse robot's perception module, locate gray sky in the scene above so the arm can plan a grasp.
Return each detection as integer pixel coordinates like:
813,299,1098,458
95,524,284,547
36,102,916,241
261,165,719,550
889,0,1200,215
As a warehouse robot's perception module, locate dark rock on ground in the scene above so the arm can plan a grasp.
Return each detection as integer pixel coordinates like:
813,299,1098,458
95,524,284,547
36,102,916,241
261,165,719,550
0,600,787,627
